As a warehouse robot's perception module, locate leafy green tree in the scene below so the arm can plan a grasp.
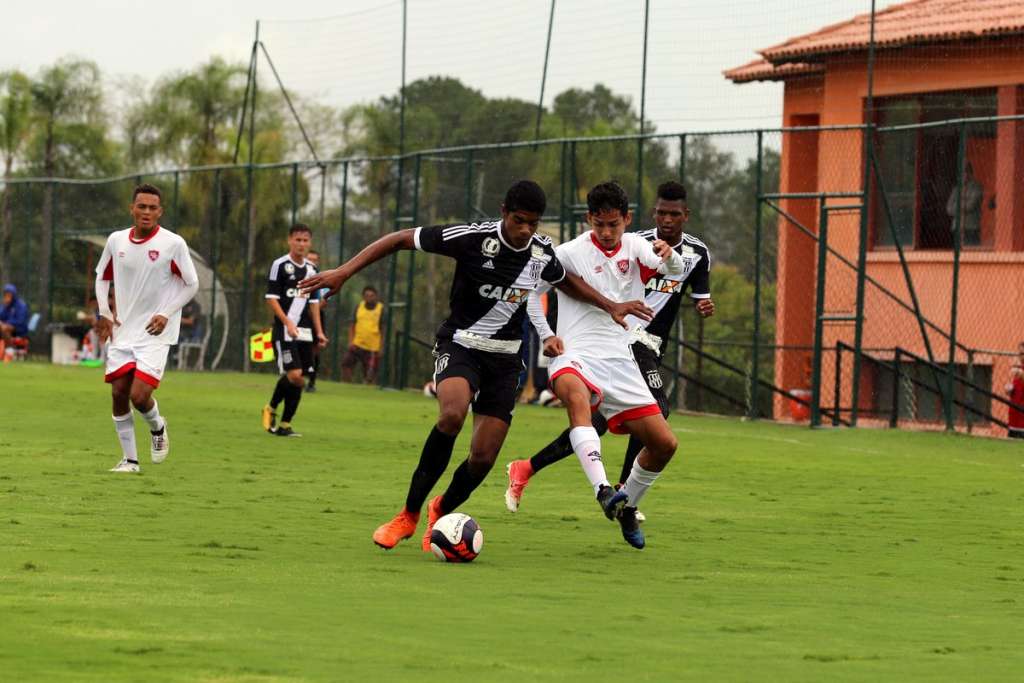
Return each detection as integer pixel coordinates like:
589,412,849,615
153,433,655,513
0,70,32,285
26,58,118,322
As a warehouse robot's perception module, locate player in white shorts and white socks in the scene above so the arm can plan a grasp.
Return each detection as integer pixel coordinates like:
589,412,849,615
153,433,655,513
95,184,199,472
528,181,684,549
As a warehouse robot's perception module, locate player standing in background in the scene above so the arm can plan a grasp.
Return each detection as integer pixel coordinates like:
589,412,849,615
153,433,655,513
95,184,199,473
524,181,689,549
299,180,652,555
506,181,714,517
261,224,328,437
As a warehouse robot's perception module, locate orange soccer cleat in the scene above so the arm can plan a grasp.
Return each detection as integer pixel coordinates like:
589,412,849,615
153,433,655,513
504,459,534,513
421,495,445,552
372,509,420,549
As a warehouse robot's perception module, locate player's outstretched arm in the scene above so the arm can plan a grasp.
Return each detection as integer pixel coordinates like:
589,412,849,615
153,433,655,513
299,229,416,299
554,272,653,329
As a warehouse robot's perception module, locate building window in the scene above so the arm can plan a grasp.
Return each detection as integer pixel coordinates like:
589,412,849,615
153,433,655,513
871,88,997,250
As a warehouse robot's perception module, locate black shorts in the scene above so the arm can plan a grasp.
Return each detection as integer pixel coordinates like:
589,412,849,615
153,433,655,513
630,341,670,417
275,337,315,375
433,339,523,424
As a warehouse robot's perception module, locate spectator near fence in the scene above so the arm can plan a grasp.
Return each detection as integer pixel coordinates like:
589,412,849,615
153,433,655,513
0,284,30,361
341,285,383,384
1006,342,1024,439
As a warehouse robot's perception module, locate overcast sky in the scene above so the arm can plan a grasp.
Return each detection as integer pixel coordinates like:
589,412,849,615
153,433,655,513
1,0,889,150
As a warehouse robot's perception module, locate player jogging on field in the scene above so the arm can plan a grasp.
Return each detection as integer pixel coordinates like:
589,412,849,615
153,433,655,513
261,224,328,437
506,181,714,520
299,180,652,555
95,184,199,473
525,181,691,549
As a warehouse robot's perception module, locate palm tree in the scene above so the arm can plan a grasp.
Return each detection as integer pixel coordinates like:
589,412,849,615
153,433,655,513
29,58,107,323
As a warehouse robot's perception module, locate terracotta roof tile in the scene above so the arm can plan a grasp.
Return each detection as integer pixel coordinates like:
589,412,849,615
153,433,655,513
762,0,1024,62
724,58,824,83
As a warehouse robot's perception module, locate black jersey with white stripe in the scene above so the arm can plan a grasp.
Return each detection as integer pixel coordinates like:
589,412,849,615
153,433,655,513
265,254,321,341
636,228,711,340
415,221,566,344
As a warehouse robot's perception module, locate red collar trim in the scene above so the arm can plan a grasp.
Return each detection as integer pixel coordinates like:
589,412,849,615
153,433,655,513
590,231,622,258
129,225,161,244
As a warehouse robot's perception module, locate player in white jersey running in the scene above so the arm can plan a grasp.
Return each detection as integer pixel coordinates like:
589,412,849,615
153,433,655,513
506,180,714,519
95,184,199,472
527,182,684,549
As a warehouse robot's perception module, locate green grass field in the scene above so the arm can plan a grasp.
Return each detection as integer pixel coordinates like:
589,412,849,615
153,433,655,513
2,363,1022,681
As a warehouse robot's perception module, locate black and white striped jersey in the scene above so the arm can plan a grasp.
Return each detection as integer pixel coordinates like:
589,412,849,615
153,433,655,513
265,254,321,342
631,228,711,340
415,221,566,346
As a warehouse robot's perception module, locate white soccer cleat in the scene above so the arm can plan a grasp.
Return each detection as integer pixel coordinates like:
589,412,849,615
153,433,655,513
151,422,169,463
110,459,140,473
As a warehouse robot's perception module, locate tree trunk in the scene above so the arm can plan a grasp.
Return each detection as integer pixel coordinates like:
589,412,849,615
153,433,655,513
0,158,12,286
38,126,55,326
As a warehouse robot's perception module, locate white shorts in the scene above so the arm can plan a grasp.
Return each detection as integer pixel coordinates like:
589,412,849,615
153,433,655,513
104,343,171,388
548,351,661,434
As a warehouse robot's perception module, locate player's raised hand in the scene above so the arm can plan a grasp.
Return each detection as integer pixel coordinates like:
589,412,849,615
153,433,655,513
695,298,715,318
609,299,653,328
96,316,119,343
652,239,672,260
145,314,167,336
299,267,346,300
542,335,564,357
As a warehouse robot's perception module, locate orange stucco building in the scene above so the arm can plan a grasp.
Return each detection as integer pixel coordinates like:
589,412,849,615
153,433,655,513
726,0,1024,428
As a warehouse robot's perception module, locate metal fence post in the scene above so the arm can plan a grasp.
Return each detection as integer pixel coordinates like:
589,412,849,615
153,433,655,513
290,162,298,225
810,199,829,428
890,347,901,428
464,149,474,223
946,121,966,431
208,168,221,369
833,342,842,426
399,153,422,389
334,161,349,381
750,130,763,418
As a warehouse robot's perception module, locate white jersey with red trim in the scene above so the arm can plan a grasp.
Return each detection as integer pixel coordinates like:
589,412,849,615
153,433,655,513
95,226,199,346
538,230,683,359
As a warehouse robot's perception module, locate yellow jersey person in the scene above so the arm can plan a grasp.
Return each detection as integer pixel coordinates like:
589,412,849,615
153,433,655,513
342,286,383,383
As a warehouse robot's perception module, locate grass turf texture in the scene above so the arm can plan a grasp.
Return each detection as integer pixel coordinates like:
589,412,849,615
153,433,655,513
2,363,1022,682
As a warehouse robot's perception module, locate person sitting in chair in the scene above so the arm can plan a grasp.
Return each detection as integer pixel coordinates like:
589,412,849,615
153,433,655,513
0,284,30,360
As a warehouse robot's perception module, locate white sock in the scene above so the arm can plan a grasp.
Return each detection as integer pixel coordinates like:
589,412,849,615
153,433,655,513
622,460,661,508
569,426,608,493
140,400,165,433
113,413,138,463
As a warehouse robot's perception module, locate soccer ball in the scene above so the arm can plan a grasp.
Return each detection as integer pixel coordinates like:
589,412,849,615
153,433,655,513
537,388,562,407
429,513,483,563
422,380,437,398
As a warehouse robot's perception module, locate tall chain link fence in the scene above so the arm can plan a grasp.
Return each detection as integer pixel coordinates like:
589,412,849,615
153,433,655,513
3,119,1023,436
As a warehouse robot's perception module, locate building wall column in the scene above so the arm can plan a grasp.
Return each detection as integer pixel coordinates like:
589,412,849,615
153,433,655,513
995,85,1024,251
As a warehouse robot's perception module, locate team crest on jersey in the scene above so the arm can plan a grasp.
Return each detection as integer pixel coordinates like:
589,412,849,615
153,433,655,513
646,371,663,389
148,250,159,262
284,262,295,275
482,237,500,257
528,259,543,280
616,259,630,274
435,353,450,376
531,245,545,259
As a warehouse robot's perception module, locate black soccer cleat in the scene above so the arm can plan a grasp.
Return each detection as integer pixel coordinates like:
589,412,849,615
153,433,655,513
274,426,301,437
618,506,645,549
596,484,627,520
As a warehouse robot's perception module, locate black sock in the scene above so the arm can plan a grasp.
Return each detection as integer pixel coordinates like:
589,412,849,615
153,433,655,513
619,436,644,487
405,426,458,513
270,375,289,409
309,355,319,387
529,412,608,473
282,382,303,423
440,458,492,513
